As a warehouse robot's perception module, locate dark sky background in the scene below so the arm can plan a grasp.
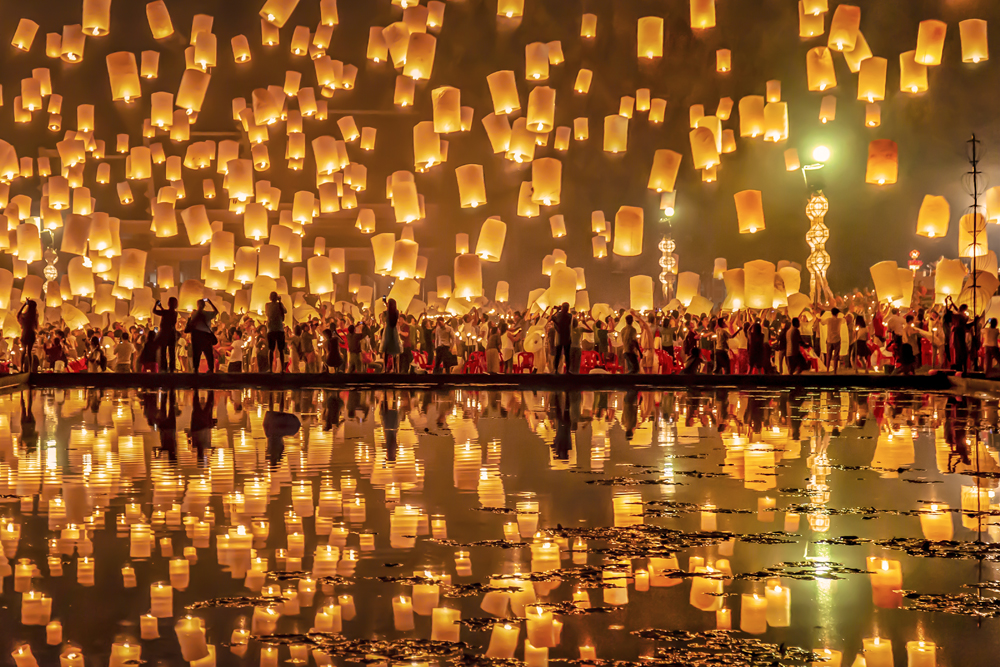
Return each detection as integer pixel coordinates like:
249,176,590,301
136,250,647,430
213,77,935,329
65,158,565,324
4,0,1000,306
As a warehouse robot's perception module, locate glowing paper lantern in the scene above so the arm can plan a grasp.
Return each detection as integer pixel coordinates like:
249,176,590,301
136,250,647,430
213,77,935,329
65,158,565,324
432,87,461,133
604,115,628,153
648,150,682,193
935,259,966,300
827,4,860,51
900,51,928,93
12,19,39,51
209,231,235,271
526,87,556,132
177,69,211,115
870,261,903,302
637,17,663,59
735,190,765,234
260,0,300,28
743,260,776,309
455,165,486,208
960,19,988,63
525,42,549,80
716,49,731,72
517,182,538,218
916,195,950,238
392,182,421,223
866,103,881,127
739,96,765,137
784,149,801,172
915,20,946,66
531,158,561,205
391,240,419,279
689,127,720,169
806,47,836,91
865,140,898,185
67,256,95,296
778,267,801,296
475,218,506,262
676,272,700,306
118,249,147,290
959,213,988,258
16,224,41,262
798,1,824,38
613,206,643,257
857,57,887,102
403,33,436,80
454,254,483,298
819,96,836,123
592,237,607,258
486,70,519,114
630,276,653,311
763,102,788,142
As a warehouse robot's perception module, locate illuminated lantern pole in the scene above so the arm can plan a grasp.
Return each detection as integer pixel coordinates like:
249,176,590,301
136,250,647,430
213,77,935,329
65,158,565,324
801,145,832,302
658,204,677,301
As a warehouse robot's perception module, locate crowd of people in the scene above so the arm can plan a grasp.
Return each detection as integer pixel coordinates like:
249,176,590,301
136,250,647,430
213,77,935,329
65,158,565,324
5,288,992,376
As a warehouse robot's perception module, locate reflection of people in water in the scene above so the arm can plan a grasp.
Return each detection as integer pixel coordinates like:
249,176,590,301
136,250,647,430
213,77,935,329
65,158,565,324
381,391,400,462
263,408,301,467
548,392,572,460
20,391,37,452
622,389,639,440
156,390,178,460
189,389,215,461
323,391,344,431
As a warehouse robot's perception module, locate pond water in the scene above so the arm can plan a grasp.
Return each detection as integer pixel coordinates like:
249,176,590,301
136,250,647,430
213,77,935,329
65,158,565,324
0,387,998,667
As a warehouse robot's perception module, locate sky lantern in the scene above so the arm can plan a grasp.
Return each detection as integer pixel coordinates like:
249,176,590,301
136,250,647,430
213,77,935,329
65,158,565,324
118,249,147,290
68,256,95,296
525,42,549,80
83,0,112,37
803,0,827,14
392,182,421,223
337,115,361,142
592,237,607,258
648,98,665,123
870,261,903,302
476,217,506,261
527,87,556,132
613,206,643,256
581,13,597,37
177,69,211,114
456,164,486,208
232,35,252,63
819,95,836,123
806,47,836,91
482,113,512,153
432,87,462,133
866,102,881,127
762,103,788,142
244,203,269,240
916,195,949,238
738,95,765,137
630,276,653,311
866,139,898,185
960,19,988,63
573,117,589,141
689,104,705,128
689,127,719,169
648,149,682,193
371,233,395,275
146,1,174,38
383,23,410,66
574,69,593,93
766,80,781,102
547,40,564,64
690,0,715,29
986,186,1000,221
403,33,435,79
260,0,299,28
857,57,887,101
637,17,663,59
959,213,988,258
784,149,801,171
935,258,966,302
367,26,388,62
454,254,483,298
152,201,178,238
16,223,41,263
258,245,280,277
604,115,628,153
391,240,419,279
194,31,218,68
12,19,39,51
549,215,567,238
915,20,947,66
798,1,824,38
497,0,523,18
554,126,571,150
413,121,443,169
486,70,520,114
721,129,736,153
531,158,561,205
715,97,733,120
636,88,650,111
716,49,731,72
233,247,257,284
735,190,765,234
517,181,538,217
828,5,860,51
900,51,928,92
744,260,776,309
843,31,872,72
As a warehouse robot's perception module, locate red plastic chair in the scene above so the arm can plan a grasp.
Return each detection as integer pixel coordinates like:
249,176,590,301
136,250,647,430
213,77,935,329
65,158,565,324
580,350,601,374
514,352,535,373
602,353,623,374
411,350,434,373
655,350,674,374
463,351,487,374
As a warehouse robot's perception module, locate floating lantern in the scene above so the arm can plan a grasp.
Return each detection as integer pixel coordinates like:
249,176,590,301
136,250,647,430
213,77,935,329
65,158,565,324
260,0,299,28
858,56,887,101
716,49,731,72
527,87,556,132
900,51,928,93
916,19,947,66
819,95,836,123
403,33,436,80
482,114,512,153
798,1,824,38
959,212,988,258
865,102,881,127
739,95,765,137
806,47,836,91
935,259,966,300
392,182,420,223
766,79,781,102
476,218,506,261
592,237,607,258
68,256,95,296
456,165,486,208
525,42,549,80
16,223,41,262
454,254,483,298
12,19,39,51
177,69,211,114
604,115,628,153
865,139,898,185
917,195,950,238
637,17,663,59
531,158,561,205
648,149,682,192
517,182,538,218
613,206,643,256
432,87,461,133
784,149,801,171
763,102,788,142
803,0,827,14
391,240,419,279
152,201,178,238
209,231,235,271
828,4,860,51
960,19,988,63
735,190,765,234
581,13,597,37
689,127,719,169
691,0,715,29
870,261,903,302
744,260,776,309
497,0,523,18
630,276,653,311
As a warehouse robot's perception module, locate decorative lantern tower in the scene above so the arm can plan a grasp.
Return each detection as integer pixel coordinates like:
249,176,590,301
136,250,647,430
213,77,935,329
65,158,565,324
805,193,830,302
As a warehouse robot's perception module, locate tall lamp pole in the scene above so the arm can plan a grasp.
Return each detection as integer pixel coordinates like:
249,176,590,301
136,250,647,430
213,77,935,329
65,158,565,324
658,201,677,303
